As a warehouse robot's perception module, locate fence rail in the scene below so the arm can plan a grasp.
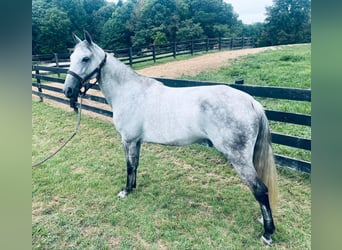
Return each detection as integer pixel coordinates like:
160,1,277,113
32,37,254,67
32,64,311,173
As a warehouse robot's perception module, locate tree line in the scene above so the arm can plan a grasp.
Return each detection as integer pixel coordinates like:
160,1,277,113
32,0,311,55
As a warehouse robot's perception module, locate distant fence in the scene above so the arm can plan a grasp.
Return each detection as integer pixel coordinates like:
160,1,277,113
32,37,254,67
32,65,311,173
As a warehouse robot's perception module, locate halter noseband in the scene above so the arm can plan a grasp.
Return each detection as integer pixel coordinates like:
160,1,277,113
67,53,107,95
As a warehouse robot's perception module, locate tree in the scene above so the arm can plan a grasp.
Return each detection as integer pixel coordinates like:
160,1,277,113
82,0,106,15
152,31,168,45
32,0,52,54
81,0,107,38
91,3,116,42
132,0,180,46
185,0,239,38
101,0,136,49
212,24,230,38
31,0,249,53
176,19,204,41
51,0,88,33
39,7,72,53
242,23,264,47
261,0,311,46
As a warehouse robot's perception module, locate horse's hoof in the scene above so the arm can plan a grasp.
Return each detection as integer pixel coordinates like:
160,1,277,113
117,190,128,198
261,235,273,246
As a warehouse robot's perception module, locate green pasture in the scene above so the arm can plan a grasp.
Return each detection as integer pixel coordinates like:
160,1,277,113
32,45,311,249
32,102,310,249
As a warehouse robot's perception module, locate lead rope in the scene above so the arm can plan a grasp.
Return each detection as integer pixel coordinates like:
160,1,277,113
32,96,83,168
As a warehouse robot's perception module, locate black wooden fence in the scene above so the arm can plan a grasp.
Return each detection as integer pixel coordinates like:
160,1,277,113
32,65,311,174
32,37,254,67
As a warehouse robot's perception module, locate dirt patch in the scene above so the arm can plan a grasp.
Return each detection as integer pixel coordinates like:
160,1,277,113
136,47,277,78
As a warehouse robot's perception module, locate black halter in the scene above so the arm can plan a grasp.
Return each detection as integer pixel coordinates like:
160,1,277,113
67,53,107,95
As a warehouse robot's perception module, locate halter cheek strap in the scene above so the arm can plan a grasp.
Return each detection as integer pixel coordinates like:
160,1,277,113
67,70,84,83
67,53,107,95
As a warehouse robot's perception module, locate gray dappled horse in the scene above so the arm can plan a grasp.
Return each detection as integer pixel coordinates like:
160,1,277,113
63,31,278,245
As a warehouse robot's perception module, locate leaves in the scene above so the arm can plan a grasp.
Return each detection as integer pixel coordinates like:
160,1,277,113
32,0,311,54
261,0,311,46
39,8,72,53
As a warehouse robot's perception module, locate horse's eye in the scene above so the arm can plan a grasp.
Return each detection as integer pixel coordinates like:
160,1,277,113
82,57,90,63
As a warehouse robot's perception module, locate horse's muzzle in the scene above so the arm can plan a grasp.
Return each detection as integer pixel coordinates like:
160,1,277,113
64,86,76,98
63,75,81,99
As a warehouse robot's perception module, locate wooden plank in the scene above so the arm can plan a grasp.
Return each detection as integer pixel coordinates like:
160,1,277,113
33,65,68,74
32,90,70,105
156,78,224,87
274,154,311,173
32,82,63,93
156,78,311,102
231,84,311,102
32,91,112,117
271,132,311,150
32,83,107,105
75,102,112,117
82,93,108,104
265,110,311,126
32,74,65,84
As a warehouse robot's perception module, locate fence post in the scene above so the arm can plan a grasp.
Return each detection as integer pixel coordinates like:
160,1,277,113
230,38,234,49
242,37,245,49
218,37,222,50
35,68,43,102
54,53,60,77
54,53,59,67
129,47,133,66
173,42,177,59
191,39,194,55
152,45,156,63
206,38,209,52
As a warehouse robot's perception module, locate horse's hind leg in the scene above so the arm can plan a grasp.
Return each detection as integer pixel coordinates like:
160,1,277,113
230,158,275,245
251,175,275,245
118,140,141,198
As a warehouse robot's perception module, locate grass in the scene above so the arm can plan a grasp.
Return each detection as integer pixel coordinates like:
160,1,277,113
181,45,311,89
32,100,310,249
180,44,311,162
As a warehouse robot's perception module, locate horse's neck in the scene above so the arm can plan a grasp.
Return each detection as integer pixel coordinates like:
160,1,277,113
98,55,147,108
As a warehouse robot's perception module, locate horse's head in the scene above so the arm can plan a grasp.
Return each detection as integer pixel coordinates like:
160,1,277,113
63,31,106,99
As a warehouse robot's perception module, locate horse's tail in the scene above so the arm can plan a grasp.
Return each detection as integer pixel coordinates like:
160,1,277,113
253,109,279,211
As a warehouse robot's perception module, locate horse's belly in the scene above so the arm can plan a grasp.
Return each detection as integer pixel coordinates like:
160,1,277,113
143,134,204,146
142,119,205,146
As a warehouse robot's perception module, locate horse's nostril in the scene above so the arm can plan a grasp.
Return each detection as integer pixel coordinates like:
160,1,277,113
65,87,73,98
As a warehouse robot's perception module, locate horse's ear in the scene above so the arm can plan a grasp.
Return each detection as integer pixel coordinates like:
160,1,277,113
72,32,82,44
84,30,93,45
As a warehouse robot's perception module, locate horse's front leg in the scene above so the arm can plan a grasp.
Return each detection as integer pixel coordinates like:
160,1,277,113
118,140,141,198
